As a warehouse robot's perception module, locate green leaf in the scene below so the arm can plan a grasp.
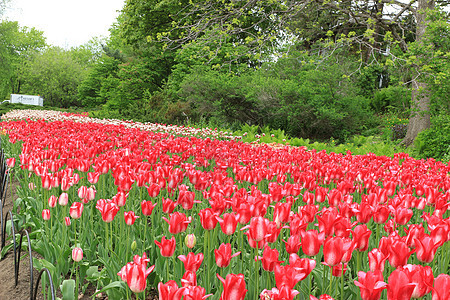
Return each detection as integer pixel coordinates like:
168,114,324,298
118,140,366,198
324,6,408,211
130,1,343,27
60,279,75,300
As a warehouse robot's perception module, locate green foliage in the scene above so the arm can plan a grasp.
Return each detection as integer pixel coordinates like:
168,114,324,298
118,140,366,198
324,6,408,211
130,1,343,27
20,47,87,108
0,20,46,99
371,86,411,113
175,53,377,142
415,114,450,160
77,55,122,107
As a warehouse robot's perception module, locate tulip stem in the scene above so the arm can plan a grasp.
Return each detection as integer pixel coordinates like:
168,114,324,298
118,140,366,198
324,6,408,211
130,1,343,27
75,262,79,300
255,246,260,298
340,263,344,300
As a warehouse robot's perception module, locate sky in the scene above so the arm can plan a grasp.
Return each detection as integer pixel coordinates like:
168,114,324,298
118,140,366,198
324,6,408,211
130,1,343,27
2,0,125,48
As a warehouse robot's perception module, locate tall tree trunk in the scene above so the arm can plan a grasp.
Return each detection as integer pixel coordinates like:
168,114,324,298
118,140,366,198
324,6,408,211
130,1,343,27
402,0,435,147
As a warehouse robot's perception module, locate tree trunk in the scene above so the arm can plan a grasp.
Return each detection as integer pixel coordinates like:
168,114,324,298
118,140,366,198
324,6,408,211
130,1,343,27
402,0,435,147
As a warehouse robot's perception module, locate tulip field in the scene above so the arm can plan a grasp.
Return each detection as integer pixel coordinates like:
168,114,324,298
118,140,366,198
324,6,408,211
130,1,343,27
1,109,449,300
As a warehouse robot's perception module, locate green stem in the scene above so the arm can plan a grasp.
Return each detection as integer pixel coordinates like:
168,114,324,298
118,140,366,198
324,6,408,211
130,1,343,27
255,246,260,298
340,263,344,300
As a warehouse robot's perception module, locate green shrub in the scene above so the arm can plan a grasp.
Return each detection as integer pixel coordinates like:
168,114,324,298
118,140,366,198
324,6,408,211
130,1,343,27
371,86,411,113
415,114,450,160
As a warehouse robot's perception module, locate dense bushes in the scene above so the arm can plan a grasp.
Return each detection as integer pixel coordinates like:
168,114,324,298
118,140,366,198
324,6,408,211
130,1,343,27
415,114,450,161
173,59,378,142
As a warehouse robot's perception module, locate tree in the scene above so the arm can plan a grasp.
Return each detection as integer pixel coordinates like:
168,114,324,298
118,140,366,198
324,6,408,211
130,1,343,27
0,21,46,99
152,0,448,145
20,47,88,107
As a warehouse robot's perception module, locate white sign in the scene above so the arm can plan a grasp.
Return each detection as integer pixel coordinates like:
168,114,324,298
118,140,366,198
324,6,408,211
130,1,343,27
10,94,44,106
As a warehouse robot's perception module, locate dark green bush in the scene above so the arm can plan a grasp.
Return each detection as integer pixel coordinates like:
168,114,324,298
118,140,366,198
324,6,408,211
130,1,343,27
371,86,410,113
415,114,450,160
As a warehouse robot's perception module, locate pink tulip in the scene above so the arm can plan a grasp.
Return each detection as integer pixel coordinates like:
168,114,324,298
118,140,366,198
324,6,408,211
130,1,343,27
72,247,83,262
42,209,50,220
69,201,83,219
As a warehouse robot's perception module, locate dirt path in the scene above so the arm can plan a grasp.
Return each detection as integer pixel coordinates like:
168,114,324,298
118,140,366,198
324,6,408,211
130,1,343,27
0,177,44,300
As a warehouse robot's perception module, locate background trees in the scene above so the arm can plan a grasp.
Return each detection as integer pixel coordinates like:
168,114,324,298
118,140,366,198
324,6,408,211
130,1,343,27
1,0,449,157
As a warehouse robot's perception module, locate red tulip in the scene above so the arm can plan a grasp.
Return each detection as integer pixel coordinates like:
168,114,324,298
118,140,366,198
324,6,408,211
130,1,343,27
393,206,413,225
246,216,268,242
178,252,204,272
403,264,433,298
177,185,197,210
387,267,417,300
42,209,50,221
158,280,187,300
124,211,139,225
368,248,388,273
352,224,372,252
216,273,247,300
387,240,414,268
300,229,323,256
354,270,387,300
6,157,15,168
217,213,238,235
372,205,390,224
260,285,300,300
48,195,57,208
198,208,218,230
87,171,100,184
86,186,96,201
146,182,161,198
181,270,197,287
96,199,119,223
273,202,291,225
64,216,71,226
265,220,282,243
141,200,157,216
214,243,240,268
405,224,426,248
258,245,284,272
323,236,346,266
431,274,450,300
60,176,71,191
112,191,128,207
274,264,306,290
162,197,177,214
154,236,176,257
163,212,191,234
78,186,87,199
69,201,83,219
118,253,155,294
329,262,347,277
284,234,301,254
289,254,316,280
184,285,212,300
316,207,338,237
414,235,441,263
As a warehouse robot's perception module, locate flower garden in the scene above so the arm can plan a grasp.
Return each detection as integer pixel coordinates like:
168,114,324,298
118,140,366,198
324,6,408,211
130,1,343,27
0,109,449,300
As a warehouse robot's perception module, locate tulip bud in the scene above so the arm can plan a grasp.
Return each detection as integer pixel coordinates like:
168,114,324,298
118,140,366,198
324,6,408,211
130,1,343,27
72,247,83,262
42,209,50,221
185,234,196,248
48,195,57,208
131,240,137,252
64,216,71,226
59,193,69,206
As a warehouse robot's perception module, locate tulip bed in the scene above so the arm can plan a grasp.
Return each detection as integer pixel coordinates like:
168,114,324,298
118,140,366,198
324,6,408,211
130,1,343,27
1,110,449,300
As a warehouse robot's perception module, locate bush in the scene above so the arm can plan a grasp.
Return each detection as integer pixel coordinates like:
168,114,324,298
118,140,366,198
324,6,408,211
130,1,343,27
415,114,450,160
371,86,411,113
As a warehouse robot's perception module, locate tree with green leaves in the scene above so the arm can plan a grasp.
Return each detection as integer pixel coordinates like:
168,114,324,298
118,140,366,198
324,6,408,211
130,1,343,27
150,0,448,146
0,20,46,99
20,47,88,108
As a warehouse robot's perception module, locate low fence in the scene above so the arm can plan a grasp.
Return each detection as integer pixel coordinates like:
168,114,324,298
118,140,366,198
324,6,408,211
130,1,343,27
0,140,56,300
